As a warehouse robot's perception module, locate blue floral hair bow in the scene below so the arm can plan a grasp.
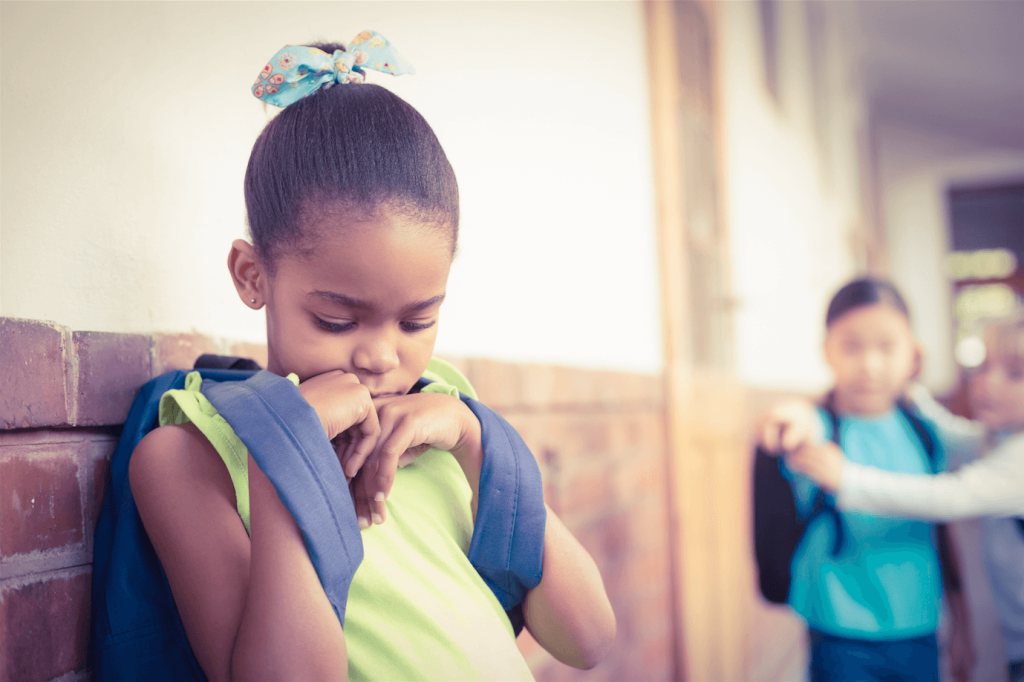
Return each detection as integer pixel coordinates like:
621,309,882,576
252,30,414,108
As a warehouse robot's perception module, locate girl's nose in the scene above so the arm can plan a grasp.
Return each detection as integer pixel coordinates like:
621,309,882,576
352,331,400,375
862,350,884,378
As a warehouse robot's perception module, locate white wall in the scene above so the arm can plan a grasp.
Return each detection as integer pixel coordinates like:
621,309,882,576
0,1,662,373
716,1,866,392
876,121,1024,393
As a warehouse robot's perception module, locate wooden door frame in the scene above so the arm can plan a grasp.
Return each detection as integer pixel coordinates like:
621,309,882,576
644,2,749,680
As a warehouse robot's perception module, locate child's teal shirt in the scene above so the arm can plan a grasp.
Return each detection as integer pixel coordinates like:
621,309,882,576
783,407,945,640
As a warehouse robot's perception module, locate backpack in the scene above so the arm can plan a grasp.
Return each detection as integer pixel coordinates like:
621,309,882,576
752,396,939,605
91,357,545,681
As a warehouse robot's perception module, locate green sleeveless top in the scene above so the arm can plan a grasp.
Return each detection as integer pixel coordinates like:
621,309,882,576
158,358,535,681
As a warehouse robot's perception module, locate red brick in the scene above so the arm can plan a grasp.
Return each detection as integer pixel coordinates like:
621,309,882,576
635,631,675,681
558,465,612,519
620,543,672,597
88,442,113,532
625,497,669,551
575,512,630,565
0,318,69,429
0,572,91,682
0,453,83,557
465,358,525,410
73,331,152,426
152,332,218,375
520,363,557,409
227,341,269,370
432,355,473,387
611,453,666,509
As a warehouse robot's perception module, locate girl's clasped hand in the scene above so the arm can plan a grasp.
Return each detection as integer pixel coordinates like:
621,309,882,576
303,374,484,527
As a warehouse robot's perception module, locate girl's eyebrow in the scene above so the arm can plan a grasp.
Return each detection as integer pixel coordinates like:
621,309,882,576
309,291,372,310
408,294,446,311
308,291,445,311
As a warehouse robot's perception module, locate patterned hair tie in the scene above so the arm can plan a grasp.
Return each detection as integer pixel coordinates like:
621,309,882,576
252,30,415,108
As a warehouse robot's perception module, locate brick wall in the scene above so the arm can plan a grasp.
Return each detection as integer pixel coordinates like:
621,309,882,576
0,318,676,682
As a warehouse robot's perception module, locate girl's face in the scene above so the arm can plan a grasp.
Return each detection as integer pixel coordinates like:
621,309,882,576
824,303,919,416
968,334,1024,433
245,210,452,397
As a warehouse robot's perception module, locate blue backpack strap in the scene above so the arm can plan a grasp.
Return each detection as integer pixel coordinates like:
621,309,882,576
460,396,547,610
201,371,363,626
412,377,547,612
91,368,258,682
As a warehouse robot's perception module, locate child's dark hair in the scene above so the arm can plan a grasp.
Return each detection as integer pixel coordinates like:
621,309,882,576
826,277,910,328
244,42,459,269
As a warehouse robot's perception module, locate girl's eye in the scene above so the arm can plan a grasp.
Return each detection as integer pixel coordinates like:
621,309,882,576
316,317,355,333
400,320,436,333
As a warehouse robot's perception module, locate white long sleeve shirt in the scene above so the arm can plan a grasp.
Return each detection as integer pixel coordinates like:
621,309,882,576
835,384,1024,660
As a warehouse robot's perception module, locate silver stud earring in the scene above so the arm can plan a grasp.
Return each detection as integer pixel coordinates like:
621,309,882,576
250,298,256,304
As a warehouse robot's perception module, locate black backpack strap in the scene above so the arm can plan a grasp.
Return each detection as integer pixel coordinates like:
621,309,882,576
817,394,847,557
1016,518,1024,539
194,353,263,371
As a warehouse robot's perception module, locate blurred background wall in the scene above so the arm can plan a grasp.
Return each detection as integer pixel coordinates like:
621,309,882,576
0,0,663,373
2,1,1023,681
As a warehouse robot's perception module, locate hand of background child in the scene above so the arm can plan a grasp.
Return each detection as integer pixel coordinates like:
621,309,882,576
297,370,381,480
759,398,821,452
350,393,483,527
784,441,845,492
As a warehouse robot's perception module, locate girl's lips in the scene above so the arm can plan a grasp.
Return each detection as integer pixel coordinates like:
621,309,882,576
370,391,400,400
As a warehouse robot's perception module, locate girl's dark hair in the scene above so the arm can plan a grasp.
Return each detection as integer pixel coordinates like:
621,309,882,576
826,277,910,327
244,42,459,268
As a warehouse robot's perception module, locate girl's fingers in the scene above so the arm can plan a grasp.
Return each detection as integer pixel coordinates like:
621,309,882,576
368,419,418,523
781,423,807,452
349,469,373,530
343,403,381,479
340,436,359,478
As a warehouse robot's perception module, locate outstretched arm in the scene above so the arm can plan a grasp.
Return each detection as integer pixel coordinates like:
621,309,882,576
907,384,985,469
784,438,1024,519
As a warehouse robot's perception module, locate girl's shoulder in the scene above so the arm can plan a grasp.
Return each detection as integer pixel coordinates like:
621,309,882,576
422,357,477,399
129,422,238,520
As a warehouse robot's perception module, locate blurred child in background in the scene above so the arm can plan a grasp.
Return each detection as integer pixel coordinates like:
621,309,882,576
778,311,1024,682
759,277,972,682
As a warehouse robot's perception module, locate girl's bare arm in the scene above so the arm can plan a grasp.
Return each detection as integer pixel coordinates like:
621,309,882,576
130,423,254,681
522,507,617,669
129,375,370,682
443,406,616,669
232,454,346,681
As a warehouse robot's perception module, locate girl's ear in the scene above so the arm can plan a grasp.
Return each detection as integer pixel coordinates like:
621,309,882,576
228,239,265,309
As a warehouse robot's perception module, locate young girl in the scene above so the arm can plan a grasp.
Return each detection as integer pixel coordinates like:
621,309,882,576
777,311,1024,682
758,277,971,682
126,34,615,681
